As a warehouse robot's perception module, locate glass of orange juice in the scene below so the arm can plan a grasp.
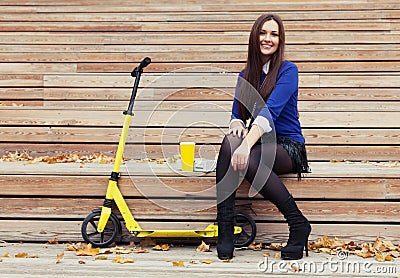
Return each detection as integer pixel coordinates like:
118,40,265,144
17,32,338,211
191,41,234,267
180,142,195,171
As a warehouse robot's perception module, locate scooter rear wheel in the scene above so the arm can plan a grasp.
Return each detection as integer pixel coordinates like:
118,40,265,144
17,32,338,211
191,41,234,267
81,210,120,248
233,211,257,248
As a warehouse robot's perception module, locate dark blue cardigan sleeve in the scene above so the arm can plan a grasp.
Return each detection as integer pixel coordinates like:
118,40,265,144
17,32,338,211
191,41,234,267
231,62,298,124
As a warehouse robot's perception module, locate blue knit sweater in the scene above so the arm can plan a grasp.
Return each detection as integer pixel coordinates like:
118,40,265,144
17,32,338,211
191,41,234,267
231,60,305,143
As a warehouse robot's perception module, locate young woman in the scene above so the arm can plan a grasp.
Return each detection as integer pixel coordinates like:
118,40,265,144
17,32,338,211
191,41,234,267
216,14,311,260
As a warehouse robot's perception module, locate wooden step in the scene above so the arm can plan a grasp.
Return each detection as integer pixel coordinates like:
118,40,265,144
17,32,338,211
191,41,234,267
1,220,399,243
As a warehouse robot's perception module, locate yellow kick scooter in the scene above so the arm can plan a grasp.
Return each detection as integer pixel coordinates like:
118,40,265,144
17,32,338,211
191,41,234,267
81,58,257,248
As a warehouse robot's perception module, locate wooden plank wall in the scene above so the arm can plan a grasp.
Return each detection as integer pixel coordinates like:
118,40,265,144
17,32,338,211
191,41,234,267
1,0,400,244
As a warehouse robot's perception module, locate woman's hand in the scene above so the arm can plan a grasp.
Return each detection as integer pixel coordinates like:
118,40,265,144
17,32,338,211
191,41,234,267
231,142,250,171
228,121,248,138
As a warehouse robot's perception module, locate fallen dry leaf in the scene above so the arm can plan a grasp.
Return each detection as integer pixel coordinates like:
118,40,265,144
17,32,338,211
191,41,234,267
15,253,28,258
201,259,213,264
65,242,85,252
273,253,281,259
375,252,386,262
0,151,115,164
388,250,400,258
47,237,59,245
153,244,170,251
78,260,86,264
65,245,77,251
355,245,375,259
107,246,132,254
382,240,397,251
373,238,386,253
375,253,393,262
307,235,400,262
76,243,100,256
133,247,149,254
248,241,263,251
29,253,39,258
55,252,64,264
263,252,270,257
112,255,134,264
189,260,199,264
172,260,184,267
266,242,284,251
314,247,332,254
196,241,211,252
3,253,10,258
291,265,301,272
385,254,393,261
95,256,108,260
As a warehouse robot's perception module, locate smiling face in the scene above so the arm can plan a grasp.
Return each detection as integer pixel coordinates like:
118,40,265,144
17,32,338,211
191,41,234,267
259,19,280,63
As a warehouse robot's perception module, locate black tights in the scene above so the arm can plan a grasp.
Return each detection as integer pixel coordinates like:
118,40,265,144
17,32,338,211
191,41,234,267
216,134,293,216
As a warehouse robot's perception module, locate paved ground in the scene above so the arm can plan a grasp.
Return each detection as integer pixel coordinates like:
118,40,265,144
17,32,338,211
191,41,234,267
0,241,399,277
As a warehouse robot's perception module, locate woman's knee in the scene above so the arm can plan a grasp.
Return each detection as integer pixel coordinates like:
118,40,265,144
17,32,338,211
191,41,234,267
220,134,243,156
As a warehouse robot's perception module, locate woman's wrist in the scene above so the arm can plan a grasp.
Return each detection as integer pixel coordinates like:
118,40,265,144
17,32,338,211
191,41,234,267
229,119,245,129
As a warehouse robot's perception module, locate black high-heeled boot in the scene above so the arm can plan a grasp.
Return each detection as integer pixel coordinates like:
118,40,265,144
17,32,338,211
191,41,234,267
216,193,236,260
217,220,234,260
276,195,311,260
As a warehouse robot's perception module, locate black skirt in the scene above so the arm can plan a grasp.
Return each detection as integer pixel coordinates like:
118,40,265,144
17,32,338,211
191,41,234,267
277,136,311,180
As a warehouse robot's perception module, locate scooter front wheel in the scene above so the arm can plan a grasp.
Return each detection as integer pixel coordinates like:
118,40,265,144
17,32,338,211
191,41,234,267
233,211,257,248
81,210,120,248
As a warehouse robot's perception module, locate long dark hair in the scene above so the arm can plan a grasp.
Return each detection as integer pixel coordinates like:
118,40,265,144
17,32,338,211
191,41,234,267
238,14,286,120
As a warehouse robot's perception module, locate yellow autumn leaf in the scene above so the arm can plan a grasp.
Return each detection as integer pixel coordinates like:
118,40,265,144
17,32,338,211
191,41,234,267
273,253,281,259
385,254,393,261
383,240,397,251
55,252,64,264
291,265,301,272
133,247,149,254
109,246,132,254
0,151,115,164
388,250,400,258
112,255,134,264
373,238,385,252
196,241,211,252
263,252,270,257
65,245,77,251
76,243,100,256
47,237,59,245
95,256,108,260
172,260,184,267
248,242,263,251
15,253,28,258
355,246,374,258
375,252,385,262
314,247,332,254
3,253,10,258
201,259,213,264
153,244,170,251
266,242,284,251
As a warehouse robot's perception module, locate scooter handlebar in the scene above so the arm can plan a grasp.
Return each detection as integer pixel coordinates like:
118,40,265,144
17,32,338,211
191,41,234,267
131,57,151,77
139,57,151,69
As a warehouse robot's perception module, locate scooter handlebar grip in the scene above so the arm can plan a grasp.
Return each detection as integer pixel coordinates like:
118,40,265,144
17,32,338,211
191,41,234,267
139,57,151,69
